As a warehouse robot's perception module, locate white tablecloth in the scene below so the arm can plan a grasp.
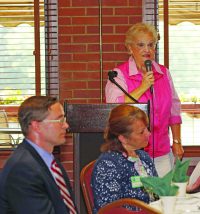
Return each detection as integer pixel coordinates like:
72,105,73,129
150,192,200,214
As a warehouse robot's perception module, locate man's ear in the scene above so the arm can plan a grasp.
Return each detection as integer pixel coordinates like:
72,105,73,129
30,120,40,132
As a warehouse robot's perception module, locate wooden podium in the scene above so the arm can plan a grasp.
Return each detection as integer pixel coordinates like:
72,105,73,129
64,102,149,214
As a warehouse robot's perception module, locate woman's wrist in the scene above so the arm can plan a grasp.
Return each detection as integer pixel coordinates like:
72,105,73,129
173,139,181,144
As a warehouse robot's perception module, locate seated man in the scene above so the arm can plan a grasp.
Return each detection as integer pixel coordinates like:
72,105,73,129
0,96,78,214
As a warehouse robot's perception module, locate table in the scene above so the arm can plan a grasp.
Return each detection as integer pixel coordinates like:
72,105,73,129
150,193,200,214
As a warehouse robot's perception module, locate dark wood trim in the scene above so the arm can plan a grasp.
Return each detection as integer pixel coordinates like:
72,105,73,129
183,146,200,157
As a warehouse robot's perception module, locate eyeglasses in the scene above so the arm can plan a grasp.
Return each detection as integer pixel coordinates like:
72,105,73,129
42,117,67,124
134,42,156,50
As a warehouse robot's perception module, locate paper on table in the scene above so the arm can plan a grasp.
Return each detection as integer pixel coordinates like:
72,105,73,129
189,161,200,186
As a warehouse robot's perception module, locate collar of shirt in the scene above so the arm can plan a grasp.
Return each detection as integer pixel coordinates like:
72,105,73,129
25,138,54,170
128,56,164,76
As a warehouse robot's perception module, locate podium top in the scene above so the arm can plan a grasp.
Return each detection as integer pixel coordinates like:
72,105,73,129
64,103,149,133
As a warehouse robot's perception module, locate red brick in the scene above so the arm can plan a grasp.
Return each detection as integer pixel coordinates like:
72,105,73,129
102,0,128,6
73,72,100,80
115,7,142,15
102,16,128,25
87,44,99,52
60,153,73,161
103,62,119,70
58,35,71,43
59,54,73,62
62,162,73,171
115,44,127,52
88,81,100,89
87,62,100,71
60,62,87,71
129,0,142,6
60,143,73,153
59,71,73,79
129,16,142,24
86,8,99,16
72,0,98,7
73,35,99,43
59,8,85,16
58,16,71,25
102,44,114,52
67,99,88,104
60,90,73,99
60,44,86,53
60,81,87,89
102,26,114,34
58,0,70,7
72,17,99,25
102,8,113,15
87,26,100,34
102,34,125,43
59,26,85,34
88,98,103,103
73,53,100,61
103,52,128,61
74,89,100,98
116,25,131,33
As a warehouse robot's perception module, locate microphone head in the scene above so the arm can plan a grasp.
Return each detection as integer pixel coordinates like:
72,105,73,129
108,70,118,81
144,60,152,72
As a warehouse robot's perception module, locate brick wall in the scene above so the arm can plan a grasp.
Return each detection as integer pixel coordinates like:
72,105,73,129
58,0,143,184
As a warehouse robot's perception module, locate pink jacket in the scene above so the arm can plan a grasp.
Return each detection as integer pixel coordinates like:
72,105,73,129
105,57,182,158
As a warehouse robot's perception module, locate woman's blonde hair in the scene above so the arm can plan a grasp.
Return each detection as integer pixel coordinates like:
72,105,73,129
125,22,158,49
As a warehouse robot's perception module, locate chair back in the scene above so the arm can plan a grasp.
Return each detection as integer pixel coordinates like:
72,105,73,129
80,160,96,214
98,198,162,214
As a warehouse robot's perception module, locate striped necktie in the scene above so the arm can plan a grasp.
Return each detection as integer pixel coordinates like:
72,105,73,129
51,159,77,214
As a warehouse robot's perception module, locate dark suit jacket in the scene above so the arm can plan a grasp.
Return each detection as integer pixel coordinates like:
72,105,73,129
0,139,78,214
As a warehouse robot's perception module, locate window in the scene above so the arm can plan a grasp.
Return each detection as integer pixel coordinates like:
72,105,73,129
0,0,59,148
0,0,59,105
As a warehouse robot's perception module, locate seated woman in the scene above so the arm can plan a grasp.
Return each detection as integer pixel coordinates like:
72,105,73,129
91,104,158,213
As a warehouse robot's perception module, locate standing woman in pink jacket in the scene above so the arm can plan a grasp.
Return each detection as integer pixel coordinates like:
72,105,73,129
105,22,184,177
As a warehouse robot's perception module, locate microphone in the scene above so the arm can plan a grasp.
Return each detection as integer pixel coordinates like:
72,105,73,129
144,60,153,93
108,70,118,82
108,70,138,103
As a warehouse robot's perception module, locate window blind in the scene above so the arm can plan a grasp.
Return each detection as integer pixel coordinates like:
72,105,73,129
0,0,59,148
0,0,59,105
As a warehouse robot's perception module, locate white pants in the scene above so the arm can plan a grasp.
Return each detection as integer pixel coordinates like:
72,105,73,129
153,152,174,177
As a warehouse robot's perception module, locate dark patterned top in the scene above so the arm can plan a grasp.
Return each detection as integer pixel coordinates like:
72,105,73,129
91,150,158,213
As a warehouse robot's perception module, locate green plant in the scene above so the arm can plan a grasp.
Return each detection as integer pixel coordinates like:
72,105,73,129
0,89,25,105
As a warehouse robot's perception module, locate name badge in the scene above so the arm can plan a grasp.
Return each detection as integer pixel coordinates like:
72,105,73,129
130,176,143,188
